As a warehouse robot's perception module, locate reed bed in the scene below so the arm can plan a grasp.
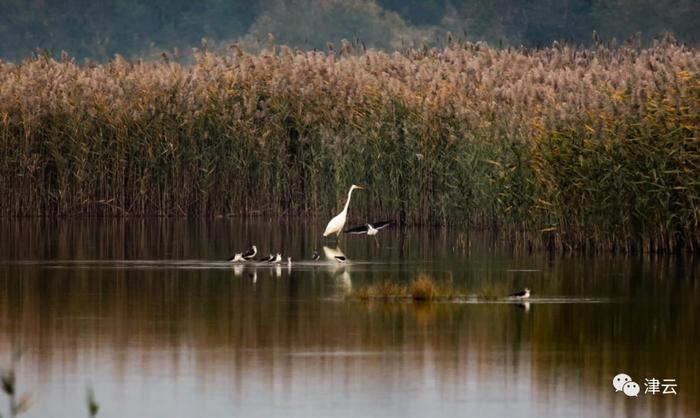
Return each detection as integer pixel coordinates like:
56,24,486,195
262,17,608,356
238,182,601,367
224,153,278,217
1,39,699,252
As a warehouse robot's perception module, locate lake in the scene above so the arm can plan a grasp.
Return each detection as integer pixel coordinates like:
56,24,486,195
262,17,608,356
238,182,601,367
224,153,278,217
0,220,697,417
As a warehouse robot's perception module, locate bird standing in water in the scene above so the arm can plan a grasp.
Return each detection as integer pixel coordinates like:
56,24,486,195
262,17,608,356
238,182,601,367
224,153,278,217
241,245,257,260
509,288,531,299
228,245,257,262
323,185,364,238
228,253,243,262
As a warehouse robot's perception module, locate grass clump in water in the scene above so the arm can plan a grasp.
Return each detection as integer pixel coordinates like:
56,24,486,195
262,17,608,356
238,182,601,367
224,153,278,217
411,275,456,301
349,275,456,302
411,275,437,301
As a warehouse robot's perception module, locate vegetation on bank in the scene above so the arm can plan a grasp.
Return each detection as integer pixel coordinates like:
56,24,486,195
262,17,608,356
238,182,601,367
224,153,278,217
0,40,699,252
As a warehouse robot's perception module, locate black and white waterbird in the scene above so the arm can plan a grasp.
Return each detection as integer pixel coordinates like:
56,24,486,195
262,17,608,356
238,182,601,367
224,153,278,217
242,245,257,260
323,185,364,237
334,255,347,263
228,253,243,262
509,288,531,299
344,221,391,236
228,245,257,262
269,253,282,264
311,251,320,261
259,254,274,262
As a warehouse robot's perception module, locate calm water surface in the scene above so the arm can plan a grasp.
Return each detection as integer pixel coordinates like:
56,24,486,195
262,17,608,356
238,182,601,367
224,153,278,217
0,220,698,418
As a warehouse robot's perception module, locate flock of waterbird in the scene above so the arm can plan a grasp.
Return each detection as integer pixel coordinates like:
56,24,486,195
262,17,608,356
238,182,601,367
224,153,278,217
227,184,531,299
228,184,386,265
227,244,350,265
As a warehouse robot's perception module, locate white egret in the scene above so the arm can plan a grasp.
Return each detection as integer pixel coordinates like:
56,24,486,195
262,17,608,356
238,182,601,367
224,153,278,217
344,221,390,236
509,288,531,299
323,185,364,237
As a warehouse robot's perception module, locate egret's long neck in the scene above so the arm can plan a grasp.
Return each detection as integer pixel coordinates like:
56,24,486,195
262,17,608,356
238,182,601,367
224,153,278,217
342,188,355,214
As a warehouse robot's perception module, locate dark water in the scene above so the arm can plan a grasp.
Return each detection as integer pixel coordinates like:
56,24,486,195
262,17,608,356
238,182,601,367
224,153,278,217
0,220,697,418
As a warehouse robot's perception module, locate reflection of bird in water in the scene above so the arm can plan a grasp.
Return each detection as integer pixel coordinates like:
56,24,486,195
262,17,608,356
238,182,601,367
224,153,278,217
516,301,530,312
344,221,390,236
275,265,282,277
232,264,244,276
323,185,364,238
311,251,320,261
509,288,531,299
320,247,352,291
233,264,257,284
323,246,346,260
336,267,352,293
